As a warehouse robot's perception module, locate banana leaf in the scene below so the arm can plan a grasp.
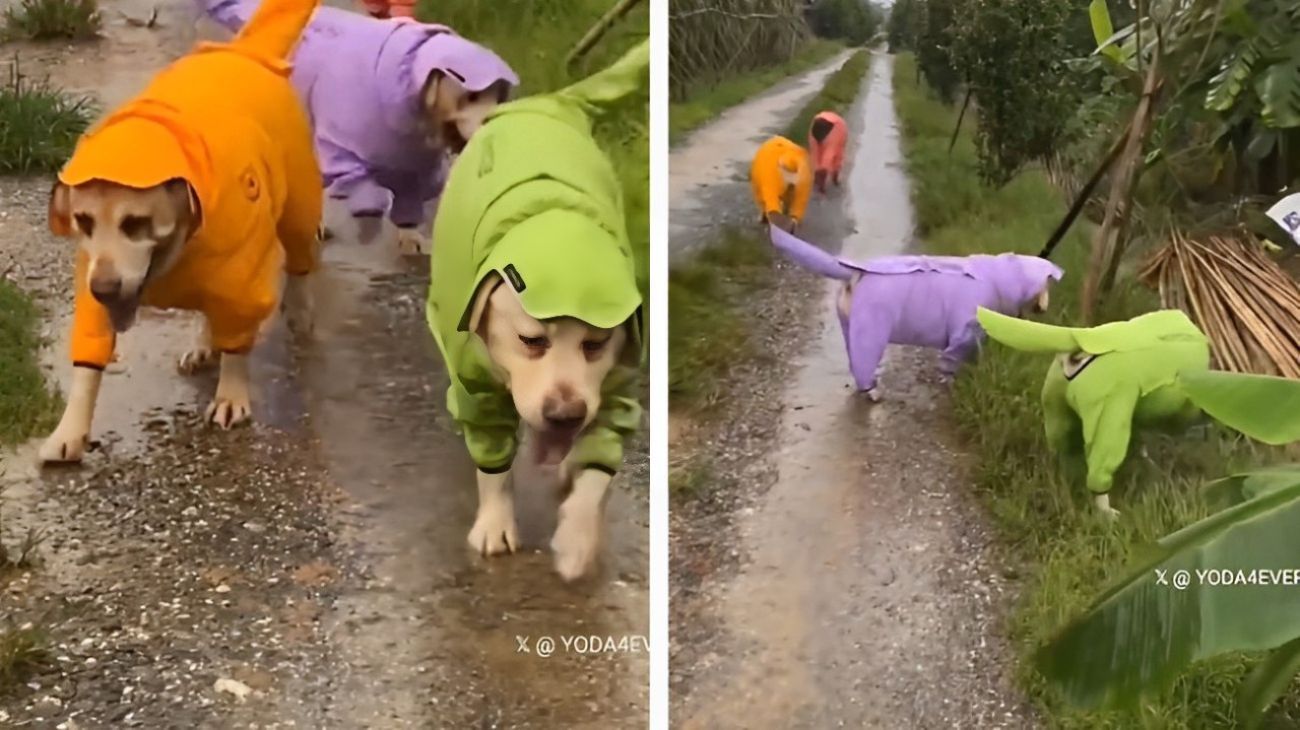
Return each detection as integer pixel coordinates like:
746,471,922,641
1091,0,1124,63
1238,636,1300,729
1180,370,1300,445
1036,478,1300,709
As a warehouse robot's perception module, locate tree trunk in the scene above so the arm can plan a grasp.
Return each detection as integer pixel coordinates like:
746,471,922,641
1080,45,1161,324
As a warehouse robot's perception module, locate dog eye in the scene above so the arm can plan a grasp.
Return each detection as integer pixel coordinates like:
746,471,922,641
582,339,609,353
120,215,152,241
73,214,94,236
519,335,549,349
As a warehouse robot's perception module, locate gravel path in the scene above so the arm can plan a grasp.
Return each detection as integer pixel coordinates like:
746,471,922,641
669,54,1034,729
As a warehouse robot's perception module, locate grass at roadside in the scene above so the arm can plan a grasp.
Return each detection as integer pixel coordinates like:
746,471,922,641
420,0,650,306
0,281,59,447
0,62,95,174
669,50,871,419
669,39,844,144
1,0,100,41
891,52,1297,728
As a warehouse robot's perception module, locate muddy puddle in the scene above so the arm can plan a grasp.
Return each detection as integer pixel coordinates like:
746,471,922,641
1,3,649,726
672,55,1028,728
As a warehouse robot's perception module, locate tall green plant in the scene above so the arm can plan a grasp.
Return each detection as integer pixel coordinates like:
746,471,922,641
1038,371,1300,728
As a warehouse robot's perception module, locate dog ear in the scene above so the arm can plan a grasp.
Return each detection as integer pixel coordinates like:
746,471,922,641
48,181,73,237
161,179,202,238
468,272,502,337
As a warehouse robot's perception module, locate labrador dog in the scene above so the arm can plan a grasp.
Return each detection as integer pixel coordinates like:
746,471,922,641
426,41,649,581
40,0,322,463
198,0,518,253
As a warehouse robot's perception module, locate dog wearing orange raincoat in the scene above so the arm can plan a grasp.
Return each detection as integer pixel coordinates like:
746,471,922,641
750,135,813,231
40,0,323,463
808,110,847,193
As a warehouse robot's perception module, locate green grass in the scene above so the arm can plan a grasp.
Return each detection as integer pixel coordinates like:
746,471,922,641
0,63,95,174
1,0,100,41
668,229,775,410
418,0,649,304
892,52,1299,728
669,39,844,144
0,281,59,447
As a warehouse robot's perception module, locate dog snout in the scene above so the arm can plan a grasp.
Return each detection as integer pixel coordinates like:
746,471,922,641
542,397,588,431
89,263,123,304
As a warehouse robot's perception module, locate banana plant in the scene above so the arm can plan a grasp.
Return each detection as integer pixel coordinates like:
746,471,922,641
1036,370,1300,728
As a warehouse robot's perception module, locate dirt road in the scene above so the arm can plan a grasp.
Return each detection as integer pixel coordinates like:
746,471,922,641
669,54,1032,728
0,4,648,727
669,50,853,263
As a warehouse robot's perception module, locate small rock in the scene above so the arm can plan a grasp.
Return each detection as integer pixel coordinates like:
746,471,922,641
214,677,253,702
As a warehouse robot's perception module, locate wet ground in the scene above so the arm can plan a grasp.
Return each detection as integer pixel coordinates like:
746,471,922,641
1,4,648,727
668,50,853,263
669,54,1032,727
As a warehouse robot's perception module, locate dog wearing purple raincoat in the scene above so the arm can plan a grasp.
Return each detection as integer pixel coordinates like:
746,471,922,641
769,225,1063,400
198,0,519,254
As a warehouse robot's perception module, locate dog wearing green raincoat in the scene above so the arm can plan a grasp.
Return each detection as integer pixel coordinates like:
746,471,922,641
975,308,1211,519
426,41,647,581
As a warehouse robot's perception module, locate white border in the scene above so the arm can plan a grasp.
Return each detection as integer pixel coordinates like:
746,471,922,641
647,0,668,726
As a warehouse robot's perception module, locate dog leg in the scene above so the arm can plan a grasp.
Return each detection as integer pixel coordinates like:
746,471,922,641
39,366,103,463
177,317,218,374
1094,493,1121,520
395,226,428,256
468,469,518,556
281,272,315,336
551,468,610,581
206,352,252,429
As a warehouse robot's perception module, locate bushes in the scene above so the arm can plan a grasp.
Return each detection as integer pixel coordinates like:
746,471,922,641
806,0,883,46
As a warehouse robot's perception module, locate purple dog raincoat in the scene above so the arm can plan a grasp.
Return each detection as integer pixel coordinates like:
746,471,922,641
199,0,519,228
770,226,1064,391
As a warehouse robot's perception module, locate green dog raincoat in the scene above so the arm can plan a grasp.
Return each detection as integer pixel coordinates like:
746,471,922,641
426,40,648,475
976,308,1211,495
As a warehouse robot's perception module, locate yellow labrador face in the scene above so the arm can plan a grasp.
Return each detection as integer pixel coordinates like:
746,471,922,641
421,73,510,154
470,275,630,465
49,179,198,332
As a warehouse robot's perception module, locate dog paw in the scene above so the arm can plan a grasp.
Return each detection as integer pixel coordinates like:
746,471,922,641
396,227,428,256
1094,494,1121,521
177,347,217,374
467,500,518,556
39,427,89,464
205,394,250,428
860,387,882,403
551,503,602,582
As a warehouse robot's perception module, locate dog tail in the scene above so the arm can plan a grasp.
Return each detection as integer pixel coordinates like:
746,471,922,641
195,0,256,33
768,225,855,281
553,38,649,116
228,0,317,61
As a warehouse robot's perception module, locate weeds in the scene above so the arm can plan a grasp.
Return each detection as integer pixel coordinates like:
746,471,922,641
891,52,1298,728
669,39,844,144
0,620,49,693
1,0,100,41
0,59,96,174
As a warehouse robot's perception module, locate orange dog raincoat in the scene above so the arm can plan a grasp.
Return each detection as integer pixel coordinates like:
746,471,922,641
808,110,847,193
750,135,812,226
52,0,323,370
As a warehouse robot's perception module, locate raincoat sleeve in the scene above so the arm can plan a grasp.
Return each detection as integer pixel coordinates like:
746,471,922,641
319,137,391,217
567,363,642,475
447,376,520,473
1078,383,1140,494
69,249,116,368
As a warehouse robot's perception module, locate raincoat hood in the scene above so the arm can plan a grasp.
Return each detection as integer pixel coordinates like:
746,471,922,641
433,39,648,346
407,26,519,96
976,308,1207,355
